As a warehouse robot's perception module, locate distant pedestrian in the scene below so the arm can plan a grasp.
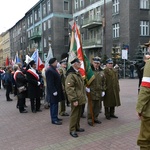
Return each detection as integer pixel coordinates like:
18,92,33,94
136,59,150,150
129,63,135,78
5,66,13,101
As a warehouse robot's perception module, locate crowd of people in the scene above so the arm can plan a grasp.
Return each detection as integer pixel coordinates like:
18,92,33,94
2,52,150,149
0,55,121,138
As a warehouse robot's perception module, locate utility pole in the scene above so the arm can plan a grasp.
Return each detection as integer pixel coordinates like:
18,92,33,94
103,0,106,55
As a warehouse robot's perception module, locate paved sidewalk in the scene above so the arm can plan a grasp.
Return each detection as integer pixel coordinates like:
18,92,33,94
0,79,140,150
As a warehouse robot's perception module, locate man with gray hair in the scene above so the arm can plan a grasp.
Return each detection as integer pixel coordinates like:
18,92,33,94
65,57,86,138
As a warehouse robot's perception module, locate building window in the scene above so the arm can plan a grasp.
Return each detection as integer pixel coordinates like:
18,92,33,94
81,14,84,25
30,14,33,24
48,19,51,28
43,4,46,15
44,38,47,47
80,0,84,8
89,9,94,20
64,36,69,45
140,21,149,36
38,8,40,19
140,0,149,9
113,23,120,38
35,11,37,21
112,0,119,14
75,0,78,10
28,17,30,27
64,1,69,10
43,22,46,31
64,18,69,28
47,0,51,12
75,17,78,25
96,6,101,20
30,29,33,36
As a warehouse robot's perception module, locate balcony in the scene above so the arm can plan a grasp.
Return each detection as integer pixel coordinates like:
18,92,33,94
29,31,42,40
82,16,102,29
82,38,102,49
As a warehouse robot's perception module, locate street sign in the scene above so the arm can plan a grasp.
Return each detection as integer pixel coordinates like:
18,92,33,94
122,49,128,59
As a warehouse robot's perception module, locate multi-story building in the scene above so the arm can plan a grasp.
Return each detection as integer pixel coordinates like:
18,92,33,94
0,36,3,66
73,0,150,62
25,0,73,61
9,16,27,61
1,31,10,66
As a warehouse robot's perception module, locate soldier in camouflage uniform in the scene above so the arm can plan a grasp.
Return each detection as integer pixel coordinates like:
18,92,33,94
87,56,106,126
136,59,150,150
58,58,69,116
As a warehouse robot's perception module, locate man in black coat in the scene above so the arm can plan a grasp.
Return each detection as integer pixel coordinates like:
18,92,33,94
46,58,64,125
5,66,13,101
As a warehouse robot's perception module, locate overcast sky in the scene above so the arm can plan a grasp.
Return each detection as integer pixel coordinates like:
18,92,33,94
0,0,39,34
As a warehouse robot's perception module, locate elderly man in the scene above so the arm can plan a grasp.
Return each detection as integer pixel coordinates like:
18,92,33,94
58,58,69,116
46,58,64,125
103,58,121,120
87,56,106,126
65,56,86,138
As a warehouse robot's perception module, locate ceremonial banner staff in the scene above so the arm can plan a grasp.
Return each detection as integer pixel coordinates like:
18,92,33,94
68,21,95,126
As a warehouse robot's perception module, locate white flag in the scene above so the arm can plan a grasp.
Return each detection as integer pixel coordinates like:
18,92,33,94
45,44,53,69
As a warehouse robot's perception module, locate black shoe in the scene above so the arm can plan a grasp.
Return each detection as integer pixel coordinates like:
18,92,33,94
24,105,28,108
81,114,86,118
110,115,118,118
57,118,63,121
61,112,69,116
106,116,111,120
20,110,28,113
52,121,62,125
94,120,102,124
36,109,42,112
70,131,78,138
88,122,93,126
76,128,85,132
7,98,13,101
32,110,36,113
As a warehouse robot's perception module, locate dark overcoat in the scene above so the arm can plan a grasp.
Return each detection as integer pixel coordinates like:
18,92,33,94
14,70,27,99
46,65,64,103
26,69,41,99
103,67,121,107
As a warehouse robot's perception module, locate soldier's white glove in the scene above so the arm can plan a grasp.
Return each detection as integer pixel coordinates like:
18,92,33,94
53,91,58,96
101,91,105,97
86,87,90,93
38,81,41,86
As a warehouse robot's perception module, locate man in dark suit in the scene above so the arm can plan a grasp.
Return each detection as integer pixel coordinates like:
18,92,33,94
46,58,64,125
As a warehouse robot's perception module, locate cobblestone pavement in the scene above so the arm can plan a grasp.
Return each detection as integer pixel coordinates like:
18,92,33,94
0,79,140,150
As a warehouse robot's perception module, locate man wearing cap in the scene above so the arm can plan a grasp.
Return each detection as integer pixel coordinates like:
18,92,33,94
136,59,150,150
58,58,69,116
65,57,86,138
87,56,106,126
46,58,64,125
103,58,121,120
26,60,42,113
